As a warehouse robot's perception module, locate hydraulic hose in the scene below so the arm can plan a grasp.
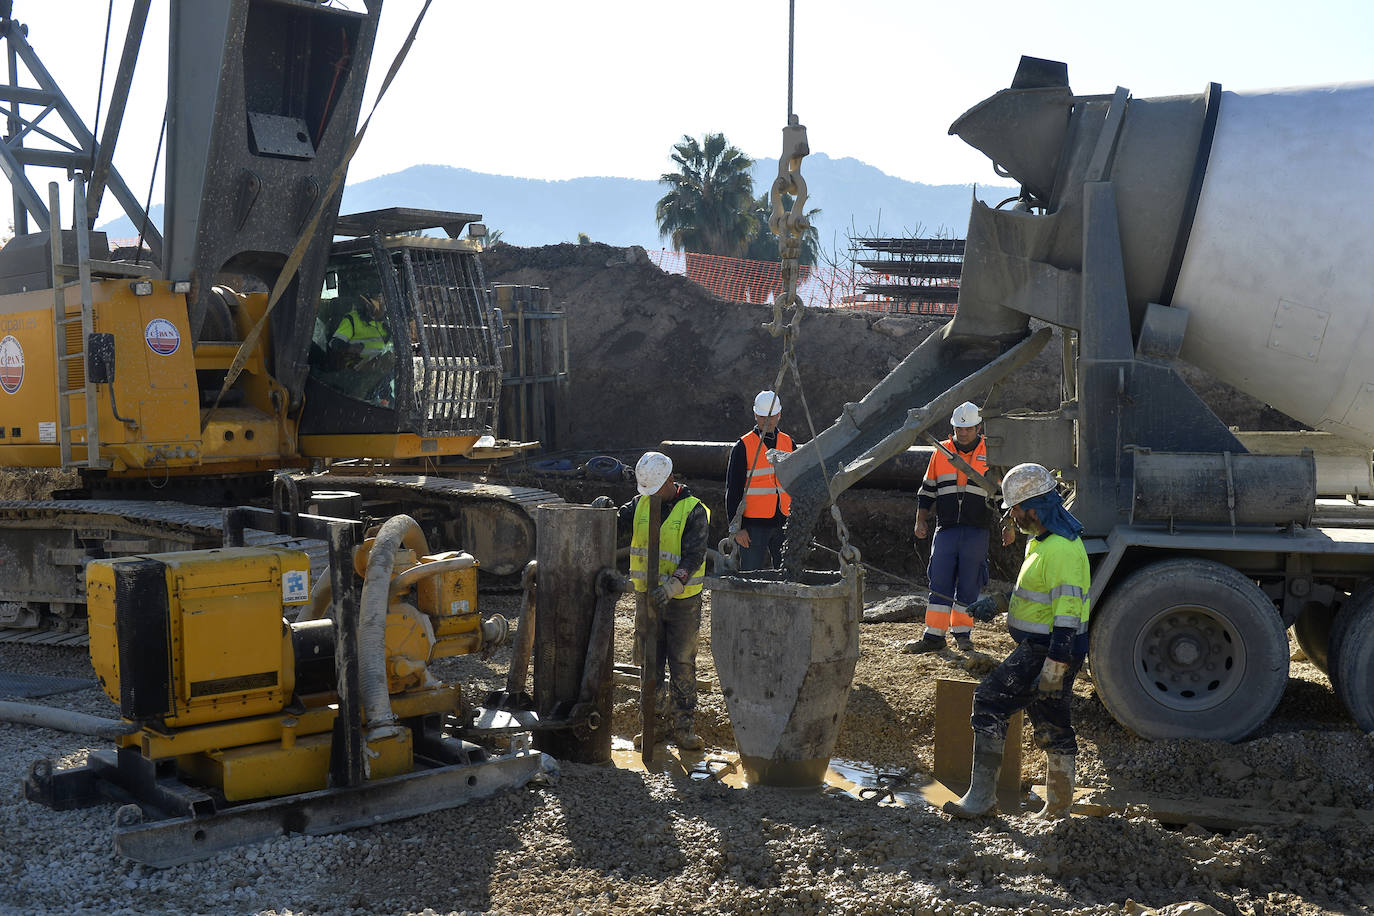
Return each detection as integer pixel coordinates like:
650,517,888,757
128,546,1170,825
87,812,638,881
0,701,138,739
358,514,430,737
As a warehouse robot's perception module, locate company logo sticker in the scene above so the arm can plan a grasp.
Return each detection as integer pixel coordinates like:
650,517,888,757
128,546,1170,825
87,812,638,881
145,318,181,355
282,568,309,605
0,335,23,394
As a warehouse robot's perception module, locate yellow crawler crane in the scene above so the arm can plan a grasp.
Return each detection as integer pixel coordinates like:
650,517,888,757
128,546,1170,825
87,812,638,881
0,2,561,642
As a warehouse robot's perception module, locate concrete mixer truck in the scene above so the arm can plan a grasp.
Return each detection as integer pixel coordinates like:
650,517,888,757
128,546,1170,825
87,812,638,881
774,56,1374,743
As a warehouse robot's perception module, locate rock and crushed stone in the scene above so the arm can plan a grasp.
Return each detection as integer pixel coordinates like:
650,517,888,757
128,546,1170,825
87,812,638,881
2,586,1371,916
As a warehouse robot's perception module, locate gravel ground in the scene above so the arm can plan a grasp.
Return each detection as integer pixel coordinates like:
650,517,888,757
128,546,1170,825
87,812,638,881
2,586,1371,916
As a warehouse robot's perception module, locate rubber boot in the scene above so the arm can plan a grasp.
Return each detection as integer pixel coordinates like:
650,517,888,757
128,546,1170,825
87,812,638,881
1034,753,1075,819
903,634,946,655
943,733,1004,818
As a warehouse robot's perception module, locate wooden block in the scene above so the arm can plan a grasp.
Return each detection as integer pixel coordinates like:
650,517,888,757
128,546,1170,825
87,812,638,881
933,677,1026,812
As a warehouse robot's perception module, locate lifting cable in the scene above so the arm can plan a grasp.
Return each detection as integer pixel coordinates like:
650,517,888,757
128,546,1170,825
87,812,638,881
722,0,859,573
90,0,114,173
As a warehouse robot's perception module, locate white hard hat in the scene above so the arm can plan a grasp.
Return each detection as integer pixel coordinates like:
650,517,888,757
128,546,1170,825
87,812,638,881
635,451,673,495
951,401,981,428
753,390,782,417
1001,462,1057,509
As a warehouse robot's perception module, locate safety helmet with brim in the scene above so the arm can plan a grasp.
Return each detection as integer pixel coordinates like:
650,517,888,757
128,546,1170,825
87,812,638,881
1001,462,1057,509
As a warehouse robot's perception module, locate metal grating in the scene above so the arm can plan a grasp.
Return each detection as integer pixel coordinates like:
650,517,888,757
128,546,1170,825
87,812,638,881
0,671,96,698
396,246,502,437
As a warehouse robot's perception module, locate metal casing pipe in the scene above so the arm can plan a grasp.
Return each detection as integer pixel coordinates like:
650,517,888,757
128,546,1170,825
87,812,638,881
533,504,616,764
1130,451,1316,527
659,440,936,491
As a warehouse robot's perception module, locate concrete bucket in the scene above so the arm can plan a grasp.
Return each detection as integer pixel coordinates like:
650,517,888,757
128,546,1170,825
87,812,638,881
708,566,864,786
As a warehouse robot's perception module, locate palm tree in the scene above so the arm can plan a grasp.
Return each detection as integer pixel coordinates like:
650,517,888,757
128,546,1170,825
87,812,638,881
744,191,821,266
655,133,758,257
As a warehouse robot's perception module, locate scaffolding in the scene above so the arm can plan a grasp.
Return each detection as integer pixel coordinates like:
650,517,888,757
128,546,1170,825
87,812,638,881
492,284,568,448
845,237,963,315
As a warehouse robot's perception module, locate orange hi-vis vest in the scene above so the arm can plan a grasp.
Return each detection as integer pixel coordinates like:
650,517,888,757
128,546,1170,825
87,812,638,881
923,436,989,508
740,430,794,518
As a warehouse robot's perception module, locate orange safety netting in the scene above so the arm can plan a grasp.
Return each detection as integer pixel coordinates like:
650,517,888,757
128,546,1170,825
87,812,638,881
644,249,958,316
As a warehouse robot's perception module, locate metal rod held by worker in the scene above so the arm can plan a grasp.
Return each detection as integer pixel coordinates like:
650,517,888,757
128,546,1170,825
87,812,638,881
639,492,661,765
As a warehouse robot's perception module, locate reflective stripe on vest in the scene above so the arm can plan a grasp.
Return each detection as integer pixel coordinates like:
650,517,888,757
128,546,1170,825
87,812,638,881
629,494,709,598
1006,534,1091,636
921,436,989,498
740,430,794,518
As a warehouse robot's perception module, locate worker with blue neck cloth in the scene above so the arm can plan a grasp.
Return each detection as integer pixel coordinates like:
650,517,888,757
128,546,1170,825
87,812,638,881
945,462,1090,820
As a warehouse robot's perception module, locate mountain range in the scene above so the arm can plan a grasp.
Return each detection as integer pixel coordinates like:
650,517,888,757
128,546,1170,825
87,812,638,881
99,153,1017,251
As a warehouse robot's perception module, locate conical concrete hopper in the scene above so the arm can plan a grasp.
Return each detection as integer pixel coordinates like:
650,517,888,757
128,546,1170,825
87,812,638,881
709,567,863,786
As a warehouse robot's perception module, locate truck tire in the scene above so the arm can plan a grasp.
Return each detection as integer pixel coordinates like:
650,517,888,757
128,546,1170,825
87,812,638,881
1329,586,1374,731
1090,558,1288,741
1317,581,1374,685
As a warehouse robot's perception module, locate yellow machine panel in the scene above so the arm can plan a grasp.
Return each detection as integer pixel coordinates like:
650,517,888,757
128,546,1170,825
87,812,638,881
86,547,310,728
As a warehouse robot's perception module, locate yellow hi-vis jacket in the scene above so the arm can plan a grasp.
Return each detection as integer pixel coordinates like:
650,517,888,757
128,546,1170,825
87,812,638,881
334,309,391,358
1007,532,1091,659
630,494,708,598
740,430,794,518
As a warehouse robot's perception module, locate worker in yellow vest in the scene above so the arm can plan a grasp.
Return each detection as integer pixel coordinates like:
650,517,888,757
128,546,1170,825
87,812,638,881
608,451,710,751
329,292,393,370
945,462,1090,820
725,390,794,570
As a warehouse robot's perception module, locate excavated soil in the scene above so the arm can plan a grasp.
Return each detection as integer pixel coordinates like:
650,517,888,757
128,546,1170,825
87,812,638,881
480,242,1301,451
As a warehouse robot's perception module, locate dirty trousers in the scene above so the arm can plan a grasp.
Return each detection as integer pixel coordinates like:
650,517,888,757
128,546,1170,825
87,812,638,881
635,592,702,731
971,639,1084,756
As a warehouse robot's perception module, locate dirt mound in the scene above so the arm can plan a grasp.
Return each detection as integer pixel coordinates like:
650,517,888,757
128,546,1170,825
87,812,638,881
482,242,947,450
482,243,1300,453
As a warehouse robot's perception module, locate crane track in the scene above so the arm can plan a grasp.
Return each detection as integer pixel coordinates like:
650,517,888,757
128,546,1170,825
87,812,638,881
0,476,565,648
0,500,332,648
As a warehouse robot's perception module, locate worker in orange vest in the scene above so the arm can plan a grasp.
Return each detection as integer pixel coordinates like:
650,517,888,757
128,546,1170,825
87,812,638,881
904,401,1014,654
725,390,794,571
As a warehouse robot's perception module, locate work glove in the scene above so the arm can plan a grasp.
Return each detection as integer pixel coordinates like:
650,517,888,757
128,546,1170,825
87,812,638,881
651,575,685,606
590,495,614,509
968,591,1009,622
1037,657,1070,695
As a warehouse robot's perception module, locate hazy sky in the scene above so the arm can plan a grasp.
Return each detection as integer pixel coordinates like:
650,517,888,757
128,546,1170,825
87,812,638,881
9,0,1374,228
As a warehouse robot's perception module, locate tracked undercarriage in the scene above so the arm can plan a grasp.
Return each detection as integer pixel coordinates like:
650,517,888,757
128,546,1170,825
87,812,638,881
0,474,564,646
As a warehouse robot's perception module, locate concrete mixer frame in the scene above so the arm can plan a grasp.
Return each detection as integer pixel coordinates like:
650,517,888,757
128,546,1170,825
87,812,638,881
971,82,1374,743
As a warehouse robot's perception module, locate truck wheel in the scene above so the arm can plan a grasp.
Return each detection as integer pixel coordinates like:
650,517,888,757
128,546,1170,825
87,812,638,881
1329,587,1374,731
1090,558,1288,741
1293,602,1336,674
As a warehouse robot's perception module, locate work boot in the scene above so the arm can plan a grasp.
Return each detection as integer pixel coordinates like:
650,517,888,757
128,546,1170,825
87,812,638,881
1033,753,1075,820
954,634,975,652
943,732,1004,818
902,635,946,655
672,726,704,751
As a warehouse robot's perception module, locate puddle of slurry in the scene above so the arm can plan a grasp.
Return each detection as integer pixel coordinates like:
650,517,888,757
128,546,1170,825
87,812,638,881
609,738,934,808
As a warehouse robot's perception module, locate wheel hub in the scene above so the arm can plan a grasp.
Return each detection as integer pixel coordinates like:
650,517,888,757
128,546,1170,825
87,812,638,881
1136,608,1243,712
